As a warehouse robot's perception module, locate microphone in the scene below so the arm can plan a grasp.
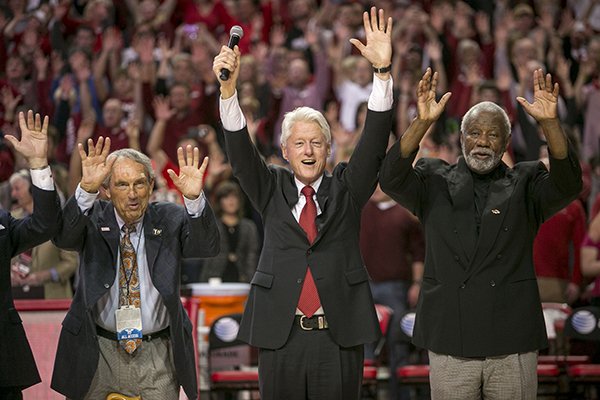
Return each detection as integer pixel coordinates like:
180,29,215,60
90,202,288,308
219,25,244,81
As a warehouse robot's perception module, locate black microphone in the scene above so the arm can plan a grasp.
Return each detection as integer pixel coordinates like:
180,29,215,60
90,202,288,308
219,25,244,81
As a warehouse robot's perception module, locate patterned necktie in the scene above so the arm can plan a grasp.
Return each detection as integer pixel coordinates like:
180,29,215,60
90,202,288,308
119,224,142,354
297,186,322,317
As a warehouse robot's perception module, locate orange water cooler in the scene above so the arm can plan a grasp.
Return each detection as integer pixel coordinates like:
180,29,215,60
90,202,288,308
186,282,250,391
187,282,250,328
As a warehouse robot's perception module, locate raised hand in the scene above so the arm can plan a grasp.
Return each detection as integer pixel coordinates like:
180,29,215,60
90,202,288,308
212,45,241,99
76,114,96,143
416,68,452,122
349,7,392,70
153,96,175,121
516,69,559,122
167,145,209,199
1,86,22,113
79,137,115,193
5,110,49,169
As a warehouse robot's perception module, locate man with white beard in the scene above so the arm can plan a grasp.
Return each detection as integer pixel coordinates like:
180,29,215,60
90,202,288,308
379,68,582,399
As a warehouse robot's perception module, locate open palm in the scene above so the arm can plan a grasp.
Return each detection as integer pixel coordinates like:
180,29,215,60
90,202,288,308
417,68,452,122
167,145,208,199
517,69,559,122
5,110,49,168
79,137,114,192
349,7,392,68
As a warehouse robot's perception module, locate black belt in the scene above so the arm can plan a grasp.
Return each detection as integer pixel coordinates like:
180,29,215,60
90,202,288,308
96,325,170,342
295,315,328,331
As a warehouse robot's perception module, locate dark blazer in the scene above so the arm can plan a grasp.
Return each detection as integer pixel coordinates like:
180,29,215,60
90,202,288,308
50,197,219,400
200,218,259,283
0,186,60,389
379,143,582,357
224,110,392,349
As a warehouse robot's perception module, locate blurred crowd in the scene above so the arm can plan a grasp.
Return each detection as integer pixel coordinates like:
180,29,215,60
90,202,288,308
1,0,600,305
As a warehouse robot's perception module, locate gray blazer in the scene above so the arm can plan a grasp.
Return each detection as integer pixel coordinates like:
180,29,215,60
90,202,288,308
50,197,219,400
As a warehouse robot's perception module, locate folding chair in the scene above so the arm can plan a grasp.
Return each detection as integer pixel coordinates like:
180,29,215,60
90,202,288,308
362,304,394,399
395,311,430,392
207,313,259,399
563,306,600,398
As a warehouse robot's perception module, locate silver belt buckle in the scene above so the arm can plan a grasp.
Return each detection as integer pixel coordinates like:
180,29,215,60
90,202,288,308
299,315,313,331
318,315,328,329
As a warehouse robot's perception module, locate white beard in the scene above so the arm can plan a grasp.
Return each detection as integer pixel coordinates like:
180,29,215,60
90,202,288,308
462,142,502,174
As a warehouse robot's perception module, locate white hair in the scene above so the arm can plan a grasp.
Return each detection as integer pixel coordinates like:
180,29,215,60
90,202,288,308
280,106,331,147
103,148,155,186
461,101,511,139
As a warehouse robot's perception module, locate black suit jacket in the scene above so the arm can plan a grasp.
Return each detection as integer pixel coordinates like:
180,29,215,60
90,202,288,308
51,197,219,399
224,109,392,349
0,186,60,389
380,143,582,357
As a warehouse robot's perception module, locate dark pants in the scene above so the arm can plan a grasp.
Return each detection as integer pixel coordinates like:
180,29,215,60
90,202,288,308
258,321,364,400
0,387,23,400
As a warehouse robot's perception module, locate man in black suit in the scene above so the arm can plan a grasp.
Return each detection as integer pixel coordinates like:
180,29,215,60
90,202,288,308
0,111,61,399
380,69,582,398
212,7,393,400
50,140,219,399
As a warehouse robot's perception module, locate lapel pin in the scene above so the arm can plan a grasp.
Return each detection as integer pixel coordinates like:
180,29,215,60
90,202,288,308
491,209,500,215
153,228,162,236
101,227,110,231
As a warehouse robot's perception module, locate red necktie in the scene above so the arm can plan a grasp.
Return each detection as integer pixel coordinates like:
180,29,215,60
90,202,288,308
297,186,321,317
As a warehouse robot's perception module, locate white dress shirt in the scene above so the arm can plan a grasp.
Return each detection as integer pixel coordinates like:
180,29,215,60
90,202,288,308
30,166,55,190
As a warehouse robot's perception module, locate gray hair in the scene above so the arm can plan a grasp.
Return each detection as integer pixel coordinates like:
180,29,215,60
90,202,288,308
103,148,155,186
460,101,511,139
280,106,331,147
9,169,31,186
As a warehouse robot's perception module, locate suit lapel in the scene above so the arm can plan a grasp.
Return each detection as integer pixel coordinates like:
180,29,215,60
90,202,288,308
470,163,514,272
281,173,308,243
315,173,331,236
283,173,299,209
98,204,119,266
143,205,164,278
448,158,478,264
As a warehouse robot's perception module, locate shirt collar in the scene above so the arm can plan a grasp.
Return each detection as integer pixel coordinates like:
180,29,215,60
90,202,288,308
114,210,144,234
294,175,323,197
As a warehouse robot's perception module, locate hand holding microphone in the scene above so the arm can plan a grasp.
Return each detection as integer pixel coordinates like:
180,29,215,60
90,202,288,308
219,25,244,81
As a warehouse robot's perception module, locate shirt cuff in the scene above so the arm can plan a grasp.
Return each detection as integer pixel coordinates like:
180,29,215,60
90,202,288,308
368,75,394,112
220,91,247,131
75,183,99,213
30,166,55,191
184,191,206,217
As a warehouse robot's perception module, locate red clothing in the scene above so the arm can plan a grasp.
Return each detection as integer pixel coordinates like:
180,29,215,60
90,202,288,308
162,111,204,163
582,234,600,297
93,126,129,151
533,200,586,285
359,200,425,282
180,0,273,53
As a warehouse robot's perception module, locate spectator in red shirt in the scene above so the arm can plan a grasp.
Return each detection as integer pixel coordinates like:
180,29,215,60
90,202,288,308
534,199,586,304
